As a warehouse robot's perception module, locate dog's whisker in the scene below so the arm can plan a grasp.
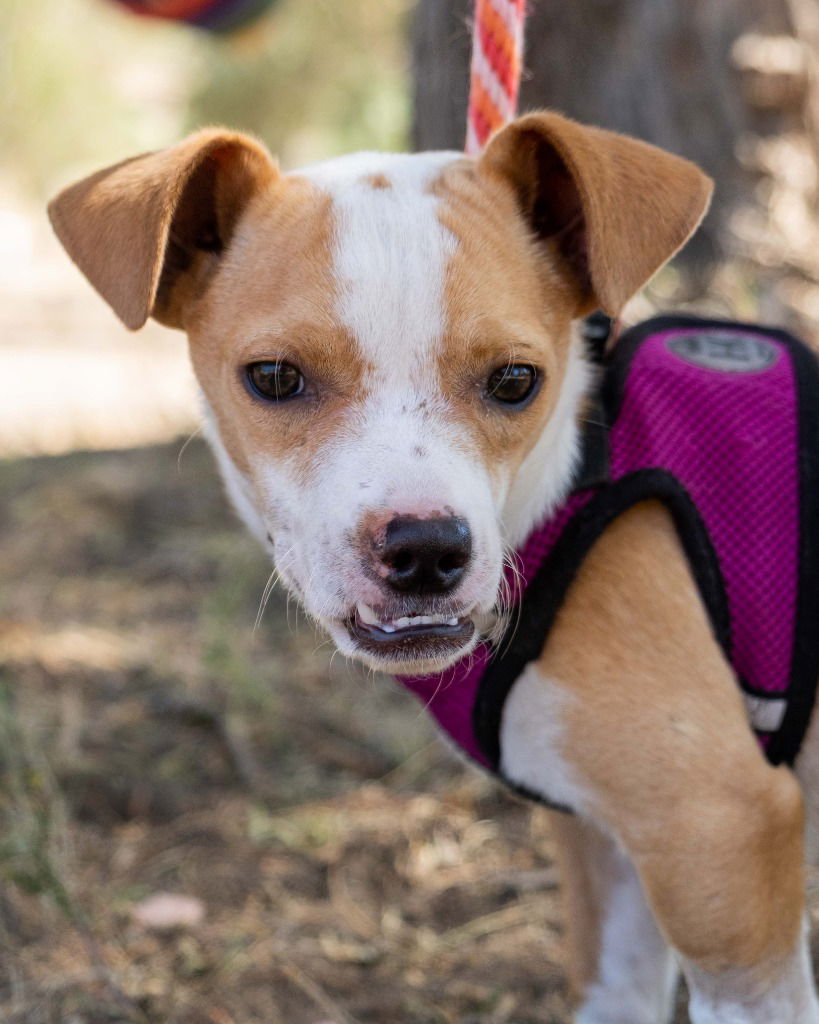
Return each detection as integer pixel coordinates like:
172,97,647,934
253,570,278,633
414,669,451,723
489,547,526,657
176,426,203,472
576,414,608,429
253,543,299,633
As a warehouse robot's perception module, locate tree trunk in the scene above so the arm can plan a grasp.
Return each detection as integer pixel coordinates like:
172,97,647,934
411,0,812,288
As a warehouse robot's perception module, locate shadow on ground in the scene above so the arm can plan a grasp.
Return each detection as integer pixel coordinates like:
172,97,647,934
0,440,576,1024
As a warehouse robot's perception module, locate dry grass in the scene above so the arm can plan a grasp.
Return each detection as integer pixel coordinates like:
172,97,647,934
0,441,577,1024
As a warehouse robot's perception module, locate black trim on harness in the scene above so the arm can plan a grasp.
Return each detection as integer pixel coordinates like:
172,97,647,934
473,468,732,772
612,315,819,765
573,312,614,491
764,324,819,764
572,393,609,491
473,312,819,783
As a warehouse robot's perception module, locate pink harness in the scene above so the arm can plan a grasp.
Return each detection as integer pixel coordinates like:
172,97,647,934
398,316,819,800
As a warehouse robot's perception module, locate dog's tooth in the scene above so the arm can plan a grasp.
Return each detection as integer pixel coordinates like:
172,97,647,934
356,602,381,626
362,610,463,632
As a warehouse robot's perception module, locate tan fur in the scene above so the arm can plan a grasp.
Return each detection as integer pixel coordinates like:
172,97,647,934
185,177,368,479
48,130,279,330
434,160,575,475
49,113,809,1014
548,811,606,996
362,173,392,189
541,501,805,974
427,113,713,480
479,112,714,315
47,115,712,491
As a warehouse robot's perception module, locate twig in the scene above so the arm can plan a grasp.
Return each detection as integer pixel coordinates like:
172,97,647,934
435,897,552,949
277,959,363,1024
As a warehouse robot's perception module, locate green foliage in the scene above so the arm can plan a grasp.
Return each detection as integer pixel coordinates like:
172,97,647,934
0,676,76,922
187,0,412,165
0,0,198,195
0,0,411,199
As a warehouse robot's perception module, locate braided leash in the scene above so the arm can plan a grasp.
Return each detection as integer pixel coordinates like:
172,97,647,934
466,0,528,155
466,4,619,360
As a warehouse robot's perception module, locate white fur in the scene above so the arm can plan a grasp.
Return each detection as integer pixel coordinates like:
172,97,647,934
575,842,678,1024
193,147,819,1020
795,707,819,863
501,325,592,547
301,150,459,395
500,667,680,1024
499,662,591,813
241,150,585,671
500,663,819,1023
684,919,819,1023
208,151,592,674
201,399,268,544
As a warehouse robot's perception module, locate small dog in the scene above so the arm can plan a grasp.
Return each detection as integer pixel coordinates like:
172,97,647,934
49,111,819,1023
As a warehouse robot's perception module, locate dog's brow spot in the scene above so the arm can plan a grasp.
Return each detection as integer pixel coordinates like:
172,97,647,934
413,446,428,459
417,400,428,410
361,172,392,190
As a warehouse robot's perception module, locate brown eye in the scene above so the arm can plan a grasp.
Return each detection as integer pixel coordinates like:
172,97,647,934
247,361,304,401
486,364,539,405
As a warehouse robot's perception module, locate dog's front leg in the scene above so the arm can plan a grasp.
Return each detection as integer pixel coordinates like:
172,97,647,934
549,811,678,1023
499,501,819,1024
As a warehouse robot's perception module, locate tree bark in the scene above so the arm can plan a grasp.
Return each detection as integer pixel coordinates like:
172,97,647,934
411,0,807,282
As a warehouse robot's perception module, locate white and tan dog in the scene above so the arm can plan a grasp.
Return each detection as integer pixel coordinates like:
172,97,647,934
49,112,819,1023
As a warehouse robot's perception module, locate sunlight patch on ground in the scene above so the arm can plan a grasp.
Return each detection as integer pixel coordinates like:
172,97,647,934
0,203,199,457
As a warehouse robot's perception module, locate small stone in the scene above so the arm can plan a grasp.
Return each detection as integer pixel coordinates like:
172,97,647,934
131,892,205,931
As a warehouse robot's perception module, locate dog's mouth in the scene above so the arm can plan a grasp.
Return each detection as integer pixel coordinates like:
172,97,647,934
345,601,475,662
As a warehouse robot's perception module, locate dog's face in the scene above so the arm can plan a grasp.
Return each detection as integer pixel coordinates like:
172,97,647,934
186,149,593,673
48,113,712,674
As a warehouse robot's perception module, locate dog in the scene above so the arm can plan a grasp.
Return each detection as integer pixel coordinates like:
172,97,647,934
48,111,819,1023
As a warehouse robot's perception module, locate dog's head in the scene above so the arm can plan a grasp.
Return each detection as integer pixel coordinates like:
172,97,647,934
49,113,711,674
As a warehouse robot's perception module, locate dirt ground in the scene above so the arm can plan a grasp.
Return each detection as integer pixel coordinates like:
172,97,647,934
22,430,819,1024
0,438,589,1024
2,210,819,1024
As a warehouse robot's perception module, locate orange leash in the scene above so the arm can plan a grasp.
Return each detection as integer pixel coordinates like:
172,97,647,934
465,0,528,154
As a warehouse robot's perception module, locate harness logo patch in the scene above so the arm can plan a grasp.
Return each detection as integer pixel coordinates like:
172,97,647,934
667,331,779,373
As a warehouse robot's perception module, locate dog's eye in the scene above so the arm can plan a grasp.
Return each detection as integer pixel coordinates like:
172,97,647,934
486,364,538,405
246,361,304,401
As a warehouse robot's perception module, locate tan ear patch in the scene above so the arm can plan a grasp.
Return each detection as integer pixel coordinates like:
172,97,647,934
361,173,392,190
430,159,572,479
479,111,714,315
48,130,278,331
183,177,372,483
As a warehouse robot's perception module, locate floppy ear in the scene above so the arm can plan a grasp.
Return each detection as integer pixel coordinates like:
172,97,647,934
48,129,279,330
478,111,713,316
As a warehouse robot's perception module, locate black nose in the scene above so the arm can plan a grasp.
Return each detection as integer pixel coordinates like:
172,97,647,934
380,516,472,595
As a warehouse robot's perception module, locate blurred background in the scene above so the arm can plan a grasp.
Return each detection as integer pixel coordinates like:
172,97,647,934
2,1,819,1022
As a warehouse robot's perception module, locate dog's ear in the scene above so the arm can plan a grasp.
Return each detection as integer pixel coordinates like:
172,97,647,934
48,130,278,330
478,111,713,316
